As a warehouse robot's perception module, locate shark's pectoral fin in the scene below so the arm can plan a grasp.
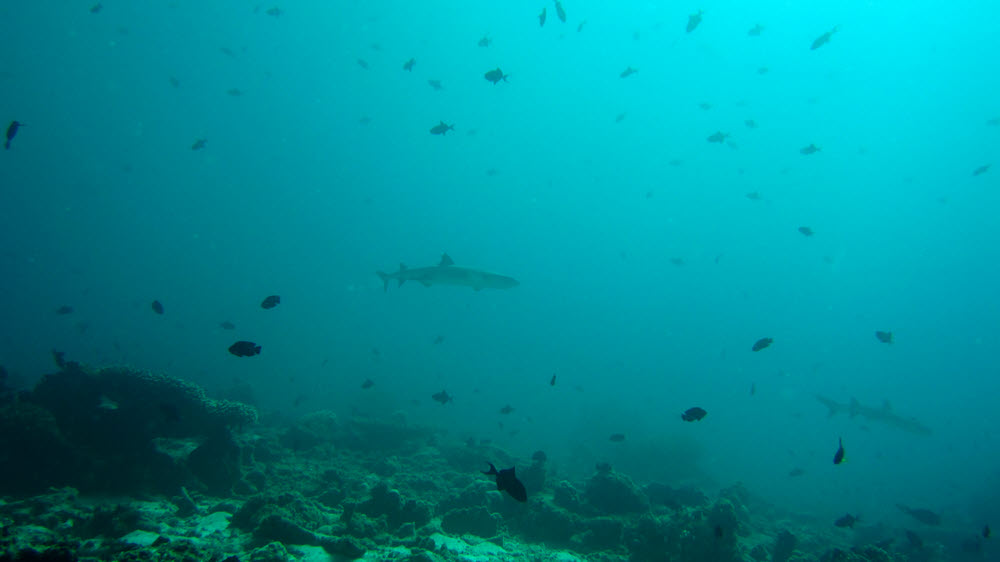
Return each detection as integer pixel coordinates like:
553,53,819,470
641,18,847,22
420,280,432,287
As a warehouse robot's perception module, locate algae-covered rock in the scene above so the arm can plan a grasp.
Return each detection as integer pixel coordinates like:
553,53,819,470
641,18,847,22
579,517,624,552
645,482,709,510
521,502,578,544
188,430,242,495
553,481,582,512
250,541,289,562
255,514,317,545
773,529,798,562
357,481,432,531
440,506,499,537
583,470,648,515
0,401,78,496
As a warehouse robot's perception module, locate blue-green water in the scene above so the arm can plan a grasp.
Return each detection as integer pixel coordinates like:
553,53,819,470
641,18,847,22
1,0,997,541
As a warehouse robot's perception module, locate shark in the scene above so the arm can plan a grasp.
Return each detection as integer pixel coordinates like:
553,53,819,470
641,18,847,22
377,254,519,292
816,395,932,436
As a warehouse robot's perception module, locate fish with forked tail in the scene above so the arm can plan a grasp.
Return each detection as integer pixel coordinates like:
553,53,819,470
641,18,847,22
483,463,527,501
816,395,931,435
377,254,518,292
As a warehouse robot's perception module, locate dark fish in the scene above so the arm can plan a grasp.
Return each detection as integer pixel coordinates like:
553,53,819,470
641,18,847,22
478,34,491,47
52,349,67,369
707,131,729,143
433,335,445,344
577,20,586,32
670,257,685,266
987,117,1000,127
89,3,102,14
788,467,805,477
751,337,773,352
427,79,444,91
748,23,764,36
550,374,556,386
403,58,416,71
499,404,514,414
191,138,207,150
811,26,839,50
682,407,707,422
5,121,22,150
228,341,261,357
361,378,374,389
484,67,508,84
482,463,528,502
532,450,547,463
538,7,546,27
905,530,923,548
745,119,757,128
973,164,990,176
432,390,453,404
265,7,282,17
750,382,756,395
359,116,371,125
615,112,626,123
984,524,991,538
261,295,281,309
875,330,893,344
357,59,369,70
620,66,637,78
800,144,821,155
746,191,762,201
430,121,455,135
609,433,626,442
833,437,845,464
220,47,237,58
798,226,814,236
686,10,703,33
757,66,769,75
169,76,180,88
699,102,713,111
219,321,236,330
227,88,243,97
554,0,566,23
835,514,859,528
151,300,164,315
896,504,941,526
55,305,74,315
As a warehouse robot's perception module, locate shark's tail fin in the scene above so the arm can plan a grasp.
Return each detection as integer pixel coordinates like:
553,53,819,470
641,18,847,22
376,271,390,292
816,395,840,417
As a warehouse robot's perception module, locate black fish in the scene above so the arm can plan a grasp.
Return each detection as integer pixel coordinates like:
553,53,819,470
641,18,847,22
686,10,703,33
833,437,845,464
430,121,455,135
428,79,444,91
403,58,415,71
751,337,773,352
265,7,282,17
609,433,626,442
228,341,261,357
896,504,941,526
361,378,374,389
798,226,814,237
800,144,821,155
432,390,453,404
227,88,243,96
620,66,637,78
500,404,514,414
538,7,546,27
261,295,281,309
5,121,22,150
682,407,707,422
788,467,805,477
714,524,724,539
219,321,236,330
875,330,893,344
811,26,839,50
984,524,991,538
433,335,445,344
707,131,728,143
484,67,508,84
191,138,207,150
748,23,763,36
151,300,164,315
550,374,556,386
55,305,74,315
972,164,990,176
357,59,369,70
483,463,528,502
52,349,67,369
835,514,859,528
90,3,102,14
554,0,566,23
478,34,491,47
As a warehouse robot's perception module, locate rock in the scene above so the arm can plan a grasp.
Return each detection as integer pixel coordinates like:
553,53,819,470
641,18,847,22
522,503,577,544
254,514,316,545
188,430,242,495
583,470,648,514
553,481,582,512
773,529,797,562
645,482,708,509
580,517,624,551
120,529,160,547
250,541,289,562
440,507,499,537
318,536,366,559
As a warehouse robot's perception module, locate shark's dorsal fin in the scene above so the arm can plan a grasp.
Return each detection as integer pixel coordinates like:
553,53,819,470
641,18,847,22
439,253,454,267
399,263,407,271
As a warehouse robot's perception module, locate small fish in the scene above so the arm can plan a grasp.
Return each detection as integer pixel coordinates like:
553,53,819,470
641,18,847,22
430,121,455,135
219,47,237,58
620,66,637,78
219,321,236,330
748,23,764,36
499,404,514,414
973,164,990,176
191,138,207,151
699,102,712,110
746,191,762,201
896,504,941,526
228,341,261,357
757,66,770,75
402,58,415,71
682,407,707,422
486,168,499,176
482,463,528,502
361,378,374,389
55,305,74,315
875,331,893,344
751,337,772,352
478,34,492,47
800,144,821,155
5,121,22,149
433,335,445,344
745,119,757,128
169,76,180,88
432,390,453,404
798,226,814,237
577,20,586,32
550,374,556,386
707,131,729,143
359,116,371,125
151,300,164,315
261,295,281,309
615,112,626,123
89,3,102,14
984,525,991,538
788,467,805,477
227,88,243,97
811,26,839,50
835,514,859,528
52,349,67,369
609,433,626,442
427,79,444,91
484,67,508,85
905,530,923,548
686,10,703,33
554,0,566,23
538,7,547,27
357,59,369,70
750,382,756,395
833,437,845,464
670,257,685,266
987,117,1000,127
265,7,282,17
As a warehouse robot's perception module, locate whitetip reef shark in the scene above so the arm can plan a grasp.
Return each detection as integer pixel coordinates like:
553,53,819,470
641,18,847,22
377,254,519,292
816,395,932,436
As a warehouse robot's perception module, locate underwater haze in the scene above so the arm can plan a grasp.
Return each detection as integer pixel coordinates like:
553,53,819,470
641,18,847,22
1,0,999,558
